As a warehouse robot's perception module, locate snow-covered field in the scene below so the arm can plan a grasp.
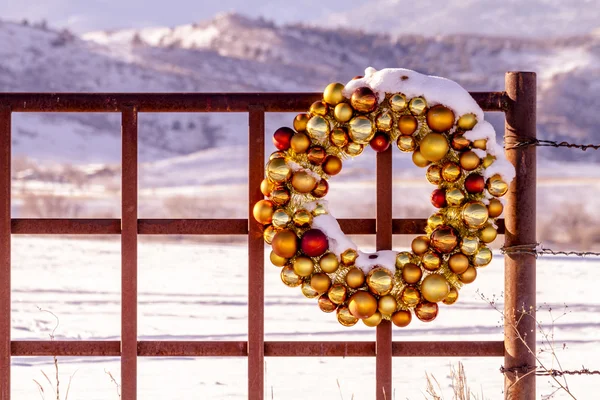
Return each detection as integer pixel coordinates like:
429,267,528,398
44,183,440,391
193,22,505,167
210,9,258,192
9,237,600,399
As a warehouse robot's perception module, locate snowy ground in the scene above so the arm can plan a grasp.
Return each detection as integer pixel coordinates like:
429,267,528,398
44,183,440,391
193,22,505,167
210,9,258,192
9,237,600,399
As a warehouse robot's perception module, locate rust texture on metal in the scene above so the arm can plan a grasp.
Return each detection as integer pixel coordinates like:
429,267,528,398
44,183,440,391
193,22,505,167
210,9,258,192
138,341,247,357
0,106,11,400
504,72,537,399
392,340,505,357
11,341,121,356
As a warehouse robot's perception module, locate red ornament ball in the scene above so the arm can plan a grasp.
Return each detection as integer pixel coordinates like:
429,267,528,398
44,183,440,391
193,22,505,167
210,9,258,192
464,174,485,194
431,189,447,208
370,132,390,152
301,229,329,257
273,127,294,151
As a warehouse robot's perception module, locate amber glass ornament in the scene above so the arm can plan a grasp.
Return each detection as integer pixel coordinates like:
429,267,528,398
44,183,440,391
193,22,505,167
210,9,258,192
330,127,349,147
263,225,276,244
479,225,497,243
459,266,477,283
310,273,332,293
253,199,274,225
366,267,394,296
411,236,430,255
448,253,469,274
462,201,489,229
348,291,378,319
370,132,391,152
310,101,329,116
426,165,442,185
461,236,479,256
348,116,375,144
362,311,383,327
457,113,477,130
460,151,480,171
395,251,412,268
409,97,427,115
319,253,339,273
291,171,317,193
273,127,294,150
260,178,274,196
427,213,445,229
301,229,328,257
272,209,291,228
443,287,459,305
307,146,327,165
422,250,442,271
445,188,465,207
306,115,330,142
401,263,423,284
420,133,449,162
426,105,455,132
345,142,364,156
451,135,470,151
337,306,359,327
351,87,378,113
464,174,485,194
421,274,450,303
487,174,508,197
430,226,458,253
271,187,290,206
271,229,298,258
318,294,337,312
390,93,407,111
401,286,421,306
301,281,319,298
323,82,345,105
431,188,447,208
376,110,394,132
378,295,398,315
334,103,353,123
391,310,412,327
293,113,310,132
266,158,291,183
441,162,461,182
345,267,365,288
293,209,313,227
322,155,343,175
312,180,329,198
341,249,358,265
413,149,431,168
487,198,504,218
290,132,311,153
397,135,416,152
398,115,418,135
280,265,302,287
328,284,347,304
474,247,492,267
415,301,438,322
293,256,314,277
270,251,288,267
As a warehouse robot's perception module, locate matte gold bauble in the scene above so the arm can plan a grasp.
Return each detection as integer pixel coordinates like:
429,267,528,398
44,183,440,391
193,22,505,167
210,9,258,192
487,174,509,197
291,171,317,193
306,115,330,142
443,287,459,305
421,274,450,303
411,236,430,255
473,139,487,150
272,208,291,228
330,127,349,147
337,306,359,327
319,253,339,273
345,267,365,288
395,251,412,268
474,247,492,267
366,267,394,296
426,105,455,133
328,283,347,304
426,165,443,185
479,225,497,243
391,310,412,327
445,188,465,207
427,213,445,229
457,113,477,130
459,266,477,283
390,93,407,111
334,103,353,123
307,146,327,165
271,187,290,206
323,82,345,105
318,294,338,313
348,291,378,319
271,229,298,258
293,113,310,132
448,253,469,274
459,151,481,171
483,154,495,168
378,295,398,315
487,198,504,218
362,311,383,327
462,201,489,229
461,236,479,256
312,180,329,198
398,115,418,135
266,158,291,183
409,97,427,115
441,162,461,182
351,87,378,113
422,250,442,271
430,226,459,253
415,301,438,322
397,135,416,152
263,225,276,244
301,281,319,298
401,263,423,284
376,110,394,132
412,149,431,168
293,256,315,277
341,249,358,265
270,250,288,267
260,178,274,196
310,100,329,116
322,155,343,176
420,133,449,162
310,273,332,293
290,132,311,154
401,286,421,306
348,116,375,144
280,265,302,287
451,134,470,151
269,151,286,160
345,142,364,156
253,200,274,225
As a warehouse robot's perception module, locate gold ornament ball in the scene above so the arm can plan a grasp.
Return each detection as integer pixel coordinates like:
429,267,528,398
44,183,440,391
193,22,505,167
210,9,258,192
350,87,378,113
310,273,332,293
271,229,298,258
260,178,274,196
459,266,477,284
337,306,358,327
409,97,427,115
271,187,290,206
345,142,364,156
397,135,416,152
430,225,459,253
412,149,431,168
293,209,313,227
427,213,445,229
411,236,430,255
293,256,315,277
330,127,349,147
378,295,398,315
420,133,450,162
306,115,330,143
310,100,329,116
422,250,442,271
253,199,274,225
341,249,358,265
322,155,343,176
291,171,317,193
334,103,353,123
266,158,291,183
398,115,418,135
402,263,423,284
487,174,509,197
318,294,338,313
488,198,504,218
280,265,302,287
441,162,462,182
401,286,421,306
348,291,378,319
362,311,382,327
426,105,455,133
480,225,498,243
443,287,459,305
270,250,288,267
426,165,443,185
376,110,394,132
263,225,276,244
395,251,412,268
421,274,450,303
290,132,311,154
483,154,495,168
345,267,365,289
301,281,319,298
445,188,465,207
415,302,439,322
473,139,487,150
307,146,327,165
312,180,329,198
461,236,480,256
459,151,481,171
348,116,375,144
390,93,407,111
457,113,477,130
366,267,394,296
328,284,347,304
269,151,286,160
391,310,412,327
451,134,471,151
293,113,310,132
462,201,489,229
474,247,492,267
448,253,469,274
323,82,345,105
272,208,291,228
319,253,339,273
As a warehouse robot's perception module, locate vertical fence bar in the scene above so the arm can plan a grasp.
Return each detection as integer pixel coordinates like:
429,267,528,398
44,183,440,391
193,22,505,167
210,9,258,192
121,106,138,400
248,105,265,400
504,72,537,399
0,106,11,400
376,147,393,400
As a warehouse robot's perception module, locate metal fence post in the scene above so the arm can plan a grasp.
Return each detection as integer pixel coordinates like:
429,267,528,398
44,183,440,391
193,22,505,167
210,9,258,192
0,106,11,400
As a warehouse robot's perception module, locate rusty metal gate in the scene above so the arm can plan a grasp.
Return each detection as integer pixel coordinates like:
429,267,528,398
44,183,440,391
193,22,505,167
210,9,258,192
0,71,537,399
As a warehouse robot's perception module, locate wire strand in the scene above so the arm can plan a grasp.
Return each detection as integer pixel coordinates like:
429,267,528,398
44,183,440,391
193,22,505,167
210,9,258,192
505,137,600,151
500,244,600,258
500,365,600,377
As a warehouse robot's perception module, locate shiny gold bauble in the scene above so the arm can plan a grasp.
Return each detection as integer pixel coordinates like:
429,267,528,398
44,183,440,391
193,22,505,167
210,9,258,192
291,171,317,193
294,113,310,132
348,116,375,144
293,209,312,227
341,249,358,266
483,154,495,168
312,180,329,198
412,149,431,168
310,273,332,293
348,291,378,319
293,256,315,277
487,198,504,218
398,115,418,135
487,174,509,197
306,115,330,142
376,110,394,132
459,266,477,284
426,165,442,185
312,203,328,217
445,188,465,207
411,236,430,255
430,226,459,253
473,139,487,150
310,100,329,116
280,265,302,287
401,286,421,306
362,311,383,327
301,280,319,298
391,310,412,327
461,236,480,256
422,250,442,271
322,155,343,176
337,306,359,327
378,295,398,315
345,142,364,156
307,146,327,165
269,151,286,160
330,127,349,147
345,267,365,289
366,267,394,296
328,283,347,304
457,113,477,130
409,97,427,115
426,105,455,133
401,263,423,284
290,132,311,154
323,82,345,105
319,253,339,273
451,134,471,151
253,199,274,225
271,187,290,206
448,253,469,274
266,158,291,183
441,162,461,182
263,225,276,244
462,201,489,229
351,87,378,113
443,287,459,305
334,103,354,123
271,229,298,258
260,178,274,196
479,225,498,243
270,250,288,267
415,302,438,322
390,93,407,111
397,135,416,152
421,274,450,303
474,247,492,267
395,251,412,268
318,294,338,313
459,151,481,171
272,208,291,228
427,213,445,229
420,133,450,162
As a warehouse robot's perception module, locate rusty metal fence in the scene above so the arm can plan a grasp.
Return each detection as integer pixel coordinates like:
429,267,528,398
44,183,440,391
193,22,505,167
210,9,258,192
0,71,536,399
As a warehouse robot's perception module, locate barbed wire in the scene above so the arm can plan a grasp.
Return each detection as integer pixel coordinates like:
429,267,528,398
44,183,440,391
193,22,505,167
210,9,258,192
500,243,600,258
505,137,600,151
500,365,600,377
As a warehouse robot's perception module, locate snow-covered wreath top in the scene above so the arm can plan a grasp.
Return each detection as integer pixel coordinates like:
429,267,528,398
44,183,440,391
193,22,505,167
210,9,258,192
253,67,515,328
